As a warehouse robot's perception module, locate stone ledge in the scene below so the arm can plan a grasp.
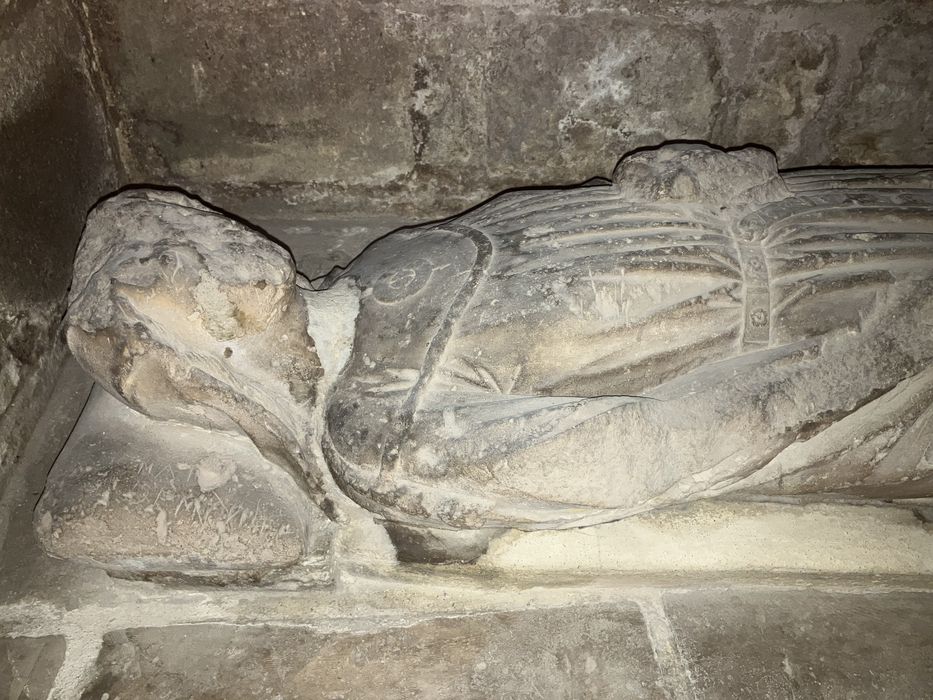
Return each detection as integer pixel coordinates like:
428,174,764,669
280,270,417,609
52,590,933,698
35,386,333,587
478,499,933,577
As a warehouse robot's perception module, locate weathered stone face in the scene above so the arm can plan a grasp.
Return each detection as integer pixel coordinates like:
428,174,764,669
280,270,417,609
65,190,331,518
610,143,790,207
67,190,322,419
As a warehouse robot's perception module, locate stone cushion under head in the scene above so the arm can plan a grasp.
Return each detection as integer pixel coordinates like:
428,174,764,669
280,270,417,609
35,385,331,584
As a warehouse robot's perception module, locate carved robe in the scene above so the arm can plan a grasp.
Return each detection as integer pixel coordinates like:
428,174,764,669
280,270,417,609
325,154,933,531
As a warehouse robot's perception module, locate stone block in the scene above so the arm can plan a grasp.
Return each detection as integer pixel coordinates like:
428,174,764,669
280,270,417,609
665,591,933,698
716,28,838,165
834,24,933,165
82,605,665,698
89,1,416,188
82,0,933,213
0,635,65,700
483,11,721,184
36,386,331,585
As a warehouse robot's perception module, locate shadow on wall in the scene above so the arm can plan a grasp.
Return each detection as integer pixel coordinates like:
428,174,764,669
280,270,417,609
0,0,118,477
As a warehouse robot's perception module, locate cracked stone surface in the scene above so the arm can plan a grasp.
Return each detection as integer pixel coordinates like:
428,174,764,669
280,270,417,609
665,590,933,698
81,606,665,699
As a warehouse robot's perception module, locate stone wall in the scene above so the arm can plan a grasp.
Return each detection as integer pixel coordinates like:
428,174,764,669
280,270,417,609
0,0,118,480
82,0,932,217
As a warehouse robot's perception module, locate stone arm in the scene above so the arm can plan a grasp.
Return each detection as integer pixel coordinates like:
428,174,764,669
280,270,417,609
328,295,932,533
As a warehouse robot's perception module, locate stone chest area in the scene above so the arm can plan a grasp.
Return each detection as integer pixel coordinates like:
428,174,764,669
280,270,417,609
1,1,932,698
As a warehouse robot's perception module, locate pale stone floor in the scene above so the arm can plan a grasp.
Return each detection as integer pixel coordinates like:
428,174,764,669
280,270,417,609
1,213,932,699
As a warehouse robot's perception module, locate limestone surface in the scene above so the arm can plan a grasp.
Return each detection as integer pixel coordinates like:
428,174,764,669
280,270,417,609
35,386,331,585
82,607,664,699
81,0,933,216
46,143,933,571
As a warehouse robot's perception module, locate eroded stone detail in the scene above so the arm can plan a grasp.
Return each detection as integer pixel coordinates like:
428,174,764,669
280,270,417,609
65,190,330,513
41,144,933,572
35,386,331,585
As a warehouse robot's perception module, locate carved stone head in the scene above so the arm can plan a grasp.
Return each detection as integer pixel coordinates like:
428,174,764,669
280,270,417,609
66,189,322,438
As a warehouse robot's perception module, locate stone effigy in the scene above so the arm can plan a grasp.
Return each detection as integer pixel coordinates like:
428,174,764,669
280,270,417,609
35,144,933,578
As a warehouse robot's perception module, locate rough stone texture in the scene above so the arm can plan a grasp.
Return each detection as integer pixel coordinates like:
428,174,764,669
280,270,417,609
81,606,666,699
481,500,933,576
81,0,933,217
834,24,933,164
666,591,933,698
35,386,331,585
47,146,933,570
484,13,721,184
1,6,931,693
718,27,838,160
0,0,118,480
0,635,66,700
0,357,103,609
62,190,342,521
323,148,933,538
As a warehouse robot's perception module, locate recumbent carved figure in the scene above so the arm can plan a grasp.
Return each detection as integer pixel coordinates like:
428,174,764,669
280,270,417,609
36,144,933,575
